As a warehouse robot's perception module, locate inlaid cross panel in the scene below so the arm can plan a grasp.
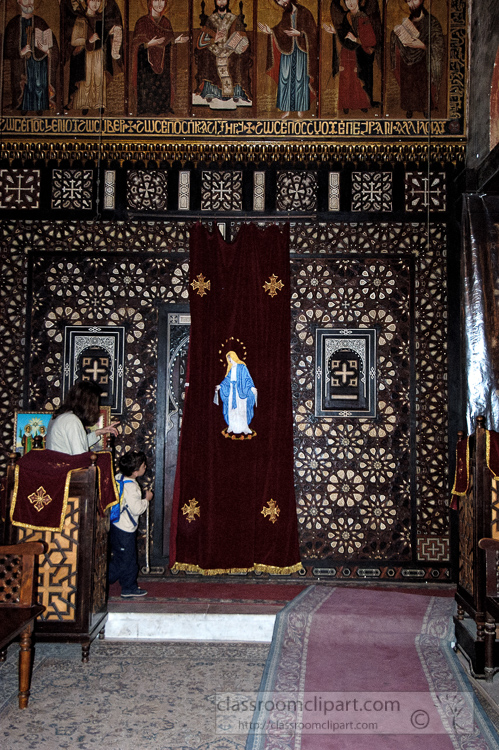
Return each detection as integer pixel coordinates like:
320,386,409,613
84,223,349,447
0,169,40,209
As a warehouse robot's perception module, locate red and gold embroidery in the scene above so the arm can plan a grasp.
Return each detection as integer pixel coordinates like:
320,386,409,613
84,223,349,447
263,275,284,297
191,274,211,297
182,498,200,523
28,486,53,512
261,499,280,524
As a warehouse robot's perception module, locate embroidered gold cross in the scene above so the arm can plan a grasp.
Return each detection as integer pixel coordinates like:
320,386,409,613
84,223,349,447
263,275,284,297
261,499,280,524
28,486,53,512
182,498,200,523
191,274,211,297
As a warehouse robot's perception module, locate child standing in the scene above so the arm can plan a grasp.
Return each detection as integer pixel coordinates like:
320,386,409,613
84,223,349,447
108,450,153,598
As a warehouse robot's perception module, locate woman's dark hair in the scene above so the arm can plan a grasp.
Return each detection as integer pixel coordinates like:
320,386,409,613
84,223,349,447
119,450,147,477
56,381,102,426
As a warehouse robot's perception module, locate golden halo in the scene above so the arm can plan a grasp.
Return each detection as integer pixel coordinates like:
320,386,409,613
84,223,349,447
218,337,247,366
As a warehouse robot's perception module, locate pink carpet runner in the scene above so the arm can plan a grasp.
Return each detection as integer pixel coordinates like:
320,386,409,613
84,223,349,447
243,586,499,749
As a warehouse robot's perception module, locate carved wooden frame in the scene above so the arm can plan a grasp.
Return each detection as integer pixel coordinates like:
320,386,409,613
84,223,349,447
314,328,377,418
62,325,125,415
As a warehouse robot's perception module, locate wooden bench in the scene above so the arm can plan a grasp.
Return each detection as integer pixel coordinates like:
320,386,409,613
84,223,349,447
453,417,499,677
0,542,46,708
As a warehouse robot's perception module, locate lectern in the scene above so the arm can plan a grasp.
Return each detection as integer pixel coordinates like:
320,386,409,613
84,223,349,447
2,451,109,661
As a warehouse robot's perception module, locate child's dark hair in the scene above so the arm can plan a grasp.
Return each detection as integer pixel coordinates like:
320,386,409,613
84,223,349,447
118,450,147,477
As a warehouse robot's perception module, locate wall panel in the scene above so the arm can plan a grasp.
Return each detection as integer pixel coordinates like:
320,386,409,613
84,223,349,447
0,218,450,578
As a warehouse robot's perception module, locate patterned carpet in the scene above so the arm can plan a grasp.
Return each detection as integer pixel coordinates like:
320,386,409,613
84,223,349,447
2,587,498,750
246,587,499,750
0,640,270,750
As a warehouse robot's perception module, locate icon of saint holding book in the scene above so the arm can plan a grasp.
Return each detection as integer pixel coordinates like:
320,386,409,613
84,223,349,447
4,0,59,115
193,0,252,111
390,0,444,118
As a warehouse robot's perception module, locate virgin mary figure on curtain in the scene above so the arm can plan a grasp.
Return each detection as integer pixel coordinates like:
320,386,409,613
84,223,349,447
169,222,302,575
214,351,257,437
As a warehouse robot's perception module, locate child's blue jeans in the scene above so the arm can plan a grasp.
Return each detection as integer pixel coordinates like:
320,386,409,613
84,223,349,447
108,524,138,594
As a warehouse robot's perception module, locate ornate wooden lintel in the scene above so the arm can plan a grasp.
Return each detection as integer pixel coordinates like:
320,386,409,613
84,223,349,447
0,137,466,169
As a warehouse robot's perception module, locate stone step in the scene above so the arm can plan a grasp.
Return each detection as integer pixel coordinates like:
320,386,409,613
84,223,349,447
105,610,276,642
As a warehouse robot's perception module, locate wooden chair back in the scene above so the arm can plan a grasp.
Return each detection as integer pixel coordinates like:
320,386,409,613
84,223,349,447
0,541,46,708
0,541,45,607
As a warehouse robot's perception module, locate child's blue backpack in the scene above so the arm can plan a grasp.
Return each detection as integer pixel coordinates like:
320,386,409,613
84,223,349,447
109,476,134,525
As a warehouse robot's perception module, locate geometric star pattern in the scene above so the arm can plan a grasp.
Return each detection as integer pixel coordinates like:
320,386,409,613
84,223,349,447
1,218,449,573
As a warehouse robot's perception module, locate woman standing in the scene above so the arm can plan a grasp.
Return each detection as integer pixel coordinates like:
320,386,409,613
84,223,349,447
46,380,119,455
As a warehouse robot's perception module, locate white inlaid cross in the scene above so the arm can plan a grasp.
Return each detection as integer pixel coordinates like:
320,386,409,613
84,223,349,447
141,179,157,199
411,176,443,207
363,182,383,204
5,175,36,203
64,178,81,200
419,176,430,205
288,183,305,200
212,182,232,203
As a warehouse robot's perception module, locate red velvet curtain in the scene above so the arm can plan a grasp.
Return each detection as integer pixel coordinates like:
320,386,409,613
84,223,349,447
169,222,302,574
10,449,118,531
